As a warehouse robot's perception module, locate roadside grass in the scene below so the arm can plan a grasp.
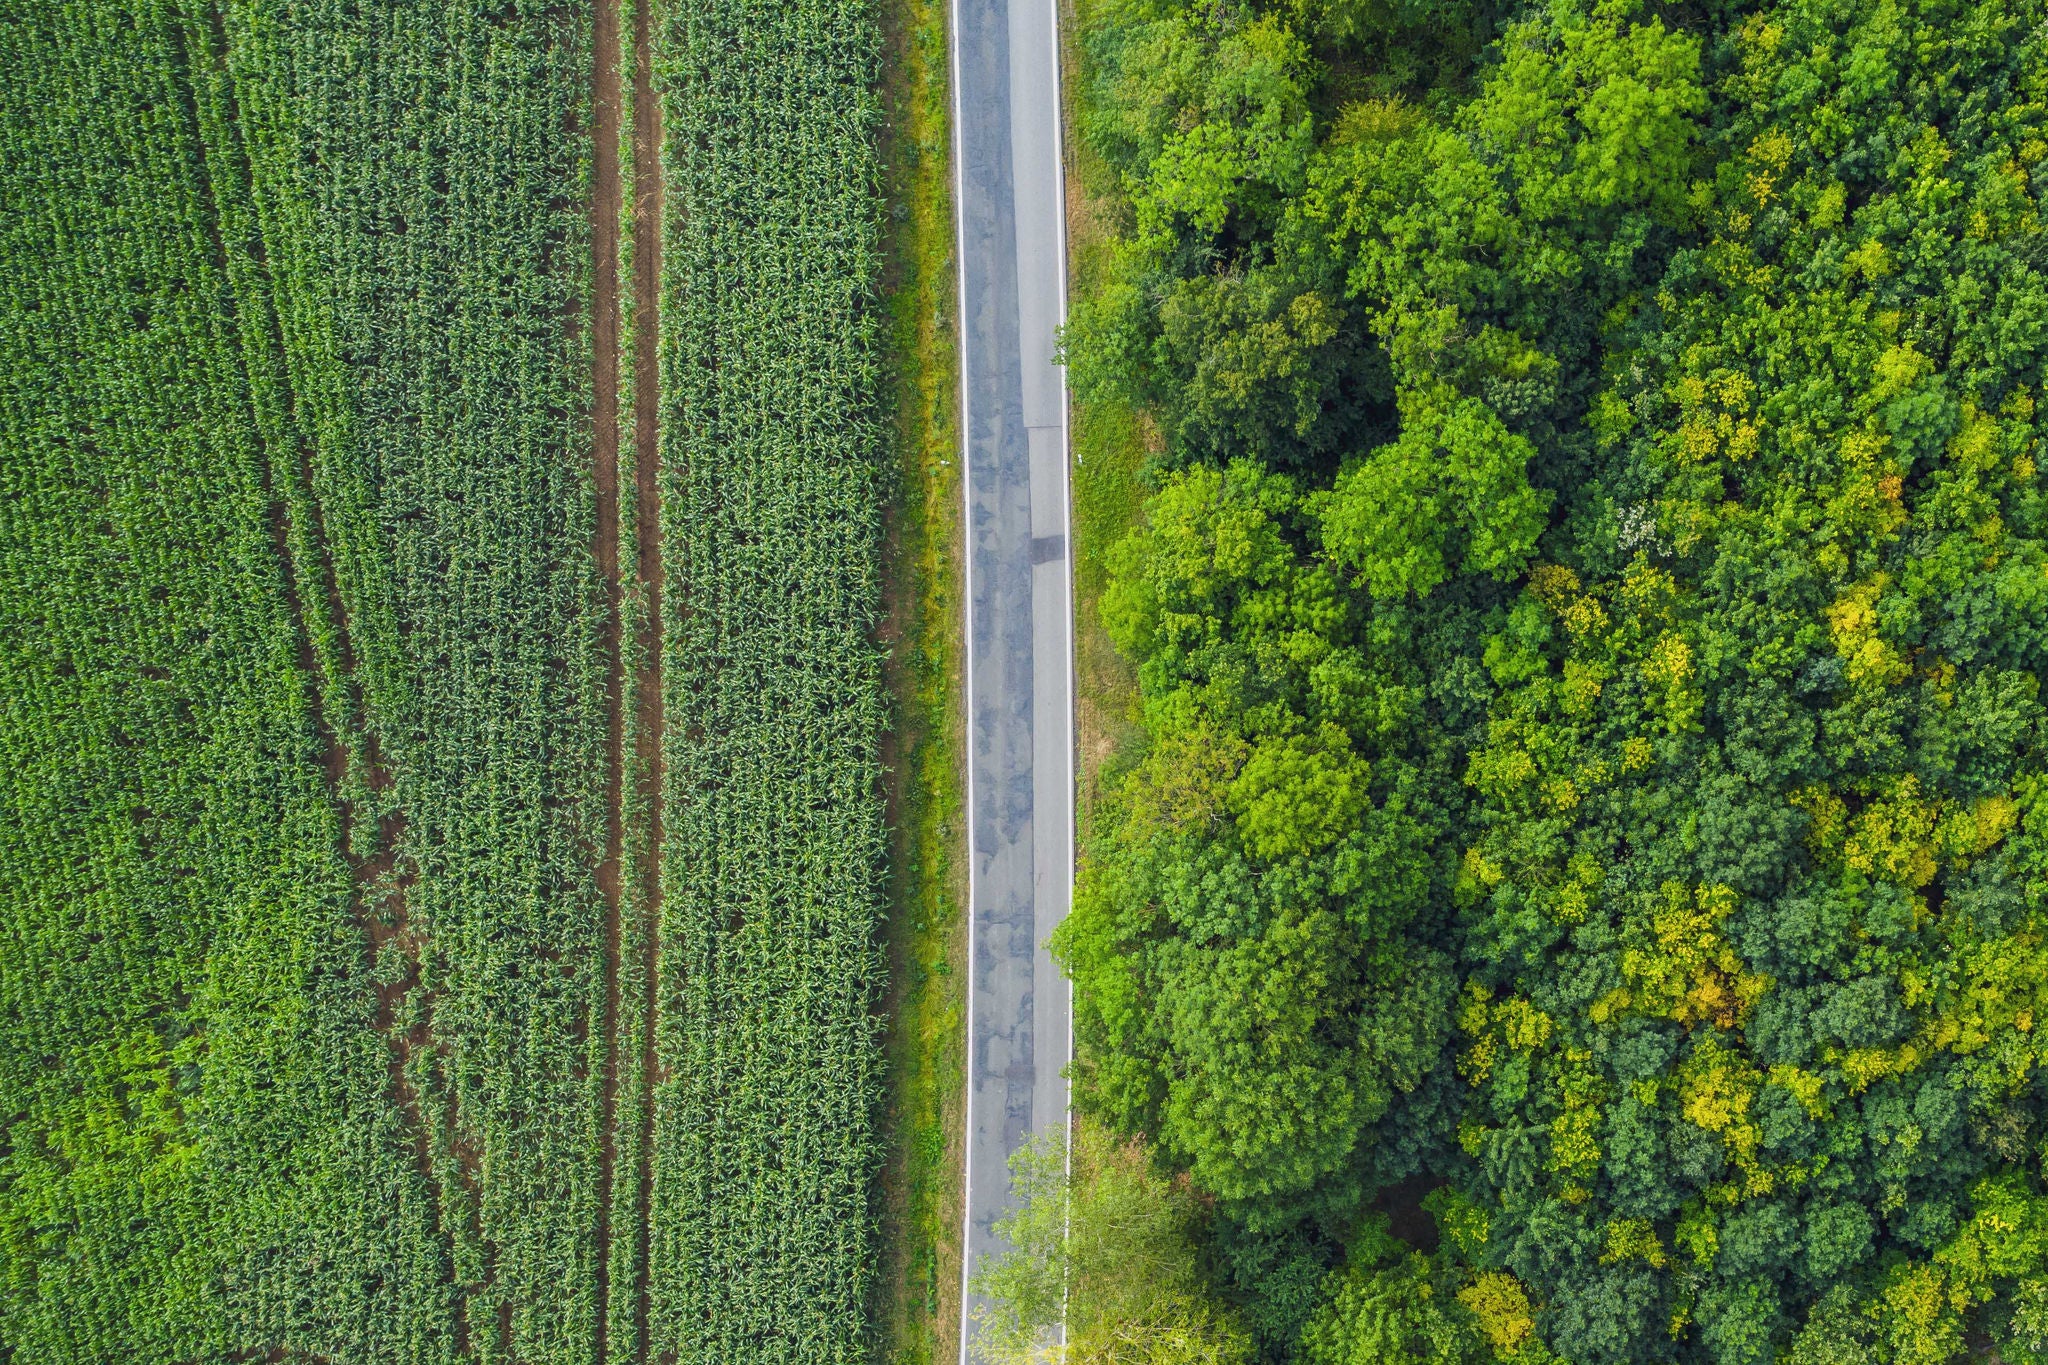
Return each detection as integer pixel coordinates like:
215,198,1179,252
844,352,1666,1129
873,0,970,1355
1057,0,1151,834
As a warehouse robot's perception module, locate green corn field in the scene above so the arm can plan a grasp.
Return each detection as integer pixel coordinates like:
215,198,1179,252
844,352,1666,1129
0,0,887,1359
650,0,887,1357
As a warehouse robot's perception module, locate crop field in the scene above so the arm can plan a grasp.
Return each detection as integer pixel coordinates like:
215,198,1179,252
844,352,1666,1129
0,0,889,1360
646,0,888,1356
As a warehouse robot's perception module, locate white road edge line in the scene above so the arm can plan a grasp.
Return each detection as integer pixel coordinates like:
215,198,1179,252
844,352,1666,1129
1046,0,1076,1353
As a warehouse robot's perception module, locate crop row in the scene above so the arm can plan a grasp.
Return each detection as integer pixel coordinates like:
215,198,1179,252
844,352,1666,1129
647,0,890,1356
238,0,613,1353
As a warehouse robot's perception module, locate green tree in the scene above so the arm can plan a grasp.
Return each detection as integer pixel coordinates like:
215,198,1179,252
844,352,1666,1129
1064,0,2048,1360
1298,1220,1490,1365
970,1126,1255,1365
1061,460,1464,1223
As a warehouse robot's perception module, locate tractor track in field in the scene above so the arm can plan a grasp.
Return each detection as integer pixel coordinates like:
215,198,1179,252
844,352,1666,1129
179,7,455,1265
591,0,665,1356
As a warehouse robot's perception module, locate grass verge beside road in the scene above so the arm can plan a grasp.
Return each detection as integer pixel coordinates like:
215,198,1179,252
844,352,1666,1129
1057,0,1150,835
874,0,970,1356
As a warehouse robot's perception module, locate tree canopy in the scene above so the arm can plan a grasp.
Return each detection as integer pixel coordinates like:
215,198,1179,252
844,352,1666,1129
1056,0,2048,1360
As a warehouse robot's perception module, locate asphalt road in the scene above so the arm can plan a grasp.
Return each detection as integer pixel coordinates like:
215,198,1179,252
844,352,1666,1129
949,0,1074,1351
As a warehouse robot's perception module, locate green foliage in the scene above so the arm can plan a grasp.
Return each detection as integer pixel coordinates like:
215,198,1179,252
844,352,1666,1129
1299,1220,1489,1365
1066,0,2048,1360
1063,0,1353,468
970,1124,1254,1365
1312,396,1545,598
1443,4,2048,1359
1060,459,1469,1220
1083,2,1317,242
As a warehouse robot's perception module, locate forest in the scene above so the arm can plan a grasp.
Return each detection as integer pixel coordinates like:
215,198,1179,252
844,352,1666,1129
1012,0,2048,1362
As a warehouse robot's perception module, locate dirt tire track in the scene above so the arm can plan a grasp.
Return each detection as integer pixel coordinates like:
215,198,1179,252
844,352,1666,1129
178,0,433,1198
174,9,471,1354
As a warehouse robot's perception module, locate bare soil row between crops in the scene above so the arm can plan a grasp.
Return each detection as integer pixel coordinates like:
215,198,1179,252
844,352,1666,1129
589,0,666,1356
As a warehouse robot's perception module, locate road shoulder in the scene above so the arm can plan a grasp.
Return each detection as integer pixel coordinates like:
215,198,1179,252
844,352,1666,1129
874,0,972,1353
